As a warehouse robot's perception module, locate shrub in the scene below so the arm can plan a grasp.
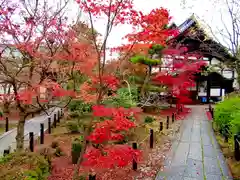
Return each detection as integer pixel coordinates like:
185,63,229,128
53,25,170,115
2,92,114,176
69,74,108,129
0,152,50,180
103,87,139,108
37,144,64,159
72,141,82,152
214,95,240,137
66,121,79,133
69,111,80,118
35,145,55,168
144,116,155,123
68,100,92,114
71,139,82,164
55,147,64,157
51,141,59,148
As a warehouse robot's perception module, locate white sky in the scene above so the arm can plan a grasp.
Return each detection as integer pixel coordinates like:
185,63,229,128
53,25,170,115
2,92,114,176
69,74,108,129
59,0,234,59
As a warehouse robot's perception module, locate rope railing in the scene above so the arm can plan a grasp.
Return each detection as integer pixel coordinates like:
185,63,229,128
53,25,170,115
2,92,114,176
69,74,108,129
138,134,151,147
131,112,177,171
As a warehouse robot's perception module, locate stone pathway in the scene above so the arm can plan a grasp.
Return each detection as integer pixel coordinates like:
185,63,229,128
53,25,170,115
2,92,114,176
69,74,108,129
0,107,61,156
155,106,232,180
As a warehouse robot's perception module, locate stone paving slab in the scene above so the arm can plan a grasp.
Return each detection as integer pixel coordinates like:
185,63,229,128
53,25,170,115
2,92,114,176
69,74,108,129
155,106,233,180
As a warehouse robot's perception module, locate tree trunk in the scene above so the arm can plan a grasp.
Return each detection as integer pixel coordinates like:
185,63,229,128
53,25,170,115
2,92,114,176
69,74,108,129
72,120,93,180
2,102,10,119
140,65,152,97
16,113,26,151
3,103,10,115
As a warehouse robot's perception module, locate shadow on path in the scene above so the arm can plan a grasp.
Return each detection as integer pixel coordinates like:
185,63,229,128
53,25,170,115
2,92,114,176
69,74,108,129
155,106,232,180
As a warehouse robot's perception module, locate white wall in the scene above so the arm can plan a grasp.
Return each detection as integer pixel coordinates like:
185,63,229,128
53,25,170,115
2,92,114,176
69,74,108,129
233,69,239,89
211,57,239,89
39,86,47,99
0,84,14,94
211,57,236,80
211,58,220,65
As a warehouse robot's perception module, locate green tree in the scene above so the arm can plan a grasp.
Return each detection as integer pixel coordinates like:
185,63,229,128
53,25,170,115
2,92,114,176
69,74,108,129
130,44,164,96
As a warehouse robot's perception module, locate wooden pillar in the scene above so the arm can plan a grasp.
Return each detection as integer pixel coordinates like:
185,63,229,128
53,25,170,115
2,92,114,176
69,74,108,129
220,69,223,98
196,79,199,101
206,75,211,104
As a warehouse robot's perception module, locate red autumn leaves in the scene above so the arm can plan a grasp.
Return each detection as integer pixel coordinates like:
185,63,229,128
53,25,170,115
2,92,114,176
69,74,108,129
153,57,207,105
14,81,77,105
76,0,140,25
0,0,210,175
126,8,178,45
82,145,141,169
83,105,142,169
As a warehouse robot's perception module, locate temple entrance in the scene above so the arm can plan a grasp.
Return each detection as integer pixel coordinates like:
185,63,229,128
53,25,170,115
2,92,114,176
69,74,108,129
191,72,234,103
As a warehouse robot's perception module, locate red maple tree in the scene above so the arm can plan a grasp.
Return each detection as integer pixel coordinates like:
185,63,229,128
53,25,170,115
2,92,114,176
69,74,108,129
114,9,207,110
82,106,141,169
1,0,206,179
70,2,201,179
153,53,207,109
71,0,146,178
74,4,208,179
0,0,93,150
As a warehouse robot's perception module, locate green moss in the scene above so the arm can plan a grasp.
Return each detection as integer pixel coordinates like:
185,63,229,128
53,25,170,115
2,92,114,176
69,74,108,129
144,116,155,123
0,152,50,180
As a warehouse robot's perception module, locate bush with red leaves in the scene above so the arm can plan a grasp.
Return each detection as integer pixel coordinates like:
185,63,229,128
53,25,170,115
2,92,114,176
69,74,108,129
82,106,142,170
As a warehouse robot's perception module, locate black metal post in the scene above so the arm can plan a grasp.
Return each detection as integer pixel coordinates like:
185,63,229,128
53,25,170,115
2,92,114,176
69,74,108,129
172,113,175,123
223,127,229,143
180,105,183,112
211,108,214,119
150,129,153,148
29,132,34,152
60,108,63,117
89,174,96,180
224,135,228,143
234,135,240,161
53,114,57,128
48,117,51,134
206,75,211,104
57,111,60,123
5,117,9,132
3,149,10,156
40,123,44,144
132,142,137,170
166,116,169,129
208,104,212,112
159,122,163,131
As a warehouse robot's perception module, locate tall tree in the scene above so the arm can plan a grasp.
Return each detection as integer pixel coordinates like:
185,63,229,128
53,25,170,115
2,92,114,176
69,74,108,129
71,1,180,179
72,0,143,178
0,0,93,151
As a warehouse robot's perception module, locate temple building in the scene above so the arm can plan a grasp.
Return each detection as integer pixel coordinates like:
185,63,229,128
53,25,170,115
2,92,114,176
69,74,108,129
160,14,237,103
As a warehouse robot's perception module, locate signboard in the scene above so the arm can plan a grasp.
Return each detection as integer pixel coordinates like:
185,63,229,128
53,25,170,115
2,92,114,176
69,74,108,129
222,89,225,101
222,70,233,79
198,92,206,96
210,88,221,96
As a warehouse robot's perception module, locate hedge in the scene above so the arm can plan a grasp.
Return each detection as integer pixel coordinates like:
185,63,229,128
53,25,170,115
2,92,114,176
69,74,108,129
214,94,240,137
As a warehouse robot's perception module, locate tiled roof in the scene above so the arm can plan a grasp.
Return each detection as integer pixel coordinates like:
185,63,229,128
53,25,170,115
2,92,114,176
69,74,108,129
167,15,235,62
177,18,195,34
